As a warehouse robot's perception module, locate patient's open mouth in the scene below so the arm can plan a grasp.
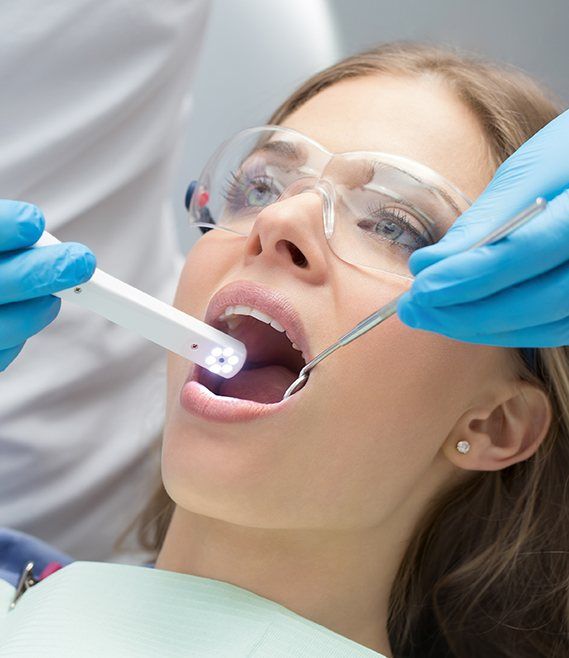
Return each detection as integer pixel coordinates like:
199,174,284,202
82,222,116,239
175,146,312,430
179,280,311,422
198,308,307,404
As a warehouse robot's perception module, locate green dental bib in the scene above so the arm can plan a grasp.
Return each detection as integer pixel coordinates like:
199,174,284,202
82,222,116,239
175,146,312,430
0,561,385,657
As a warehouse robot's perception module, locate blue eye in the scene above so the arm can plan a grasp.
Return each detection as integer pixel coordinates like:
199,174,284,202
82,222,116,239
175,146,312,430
245,177,277,207
223,170,279,212
358,204,431,252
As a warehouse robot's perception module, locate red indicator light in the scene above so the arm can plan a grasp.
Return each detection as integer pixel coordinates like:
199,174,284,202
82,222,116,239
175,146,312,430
198,190,209,207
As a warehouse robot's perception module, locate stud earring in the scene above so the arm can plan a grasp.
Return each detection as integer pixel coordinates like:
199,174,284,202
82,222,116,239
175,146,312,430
456,440,471,454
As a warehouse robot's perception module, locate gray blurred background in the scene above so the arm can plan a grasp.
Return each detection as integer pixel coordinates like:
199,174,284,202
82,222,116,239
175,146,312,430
173,0,569,250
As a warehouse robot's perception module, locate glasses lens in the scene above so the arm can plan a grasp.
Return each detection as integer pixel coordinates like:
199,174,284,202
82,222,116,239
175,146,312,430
323,153,470,278
188,127,327,235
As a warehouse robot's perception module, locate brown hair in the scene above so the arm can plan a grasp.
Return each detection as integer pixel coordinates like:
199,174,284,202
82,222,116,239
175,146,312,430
118,42,568,657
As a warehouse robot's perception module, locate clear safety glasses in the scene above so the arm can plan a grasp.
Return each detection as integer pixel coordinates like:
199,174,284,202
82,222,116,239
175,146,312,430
187,125,472,279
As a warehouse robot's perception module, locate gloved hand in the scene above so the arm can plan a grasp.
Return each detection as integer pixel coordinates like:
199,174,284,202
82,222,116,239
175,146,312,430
397,108,569,348
0,200,96,371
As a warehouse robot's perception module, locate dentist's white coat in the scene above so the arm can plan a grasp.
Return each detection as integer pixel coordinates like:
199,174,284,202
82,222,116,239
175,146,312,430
0,0,209,561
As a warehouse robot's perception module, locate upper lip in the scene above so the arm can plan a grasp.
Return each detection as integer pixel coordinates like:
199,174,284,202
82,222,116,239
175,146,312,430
204,280,312,361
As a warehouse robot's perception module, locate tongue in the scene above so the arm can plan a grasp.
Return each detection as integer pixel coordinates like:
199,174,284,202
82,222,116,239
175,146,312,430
217,365,296,404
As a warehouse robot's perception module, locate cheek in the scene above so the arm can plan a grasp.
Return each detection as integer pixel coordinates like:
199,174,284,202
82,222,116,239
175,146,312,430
289,273,497,525
313,269,494,430
173,236,232,309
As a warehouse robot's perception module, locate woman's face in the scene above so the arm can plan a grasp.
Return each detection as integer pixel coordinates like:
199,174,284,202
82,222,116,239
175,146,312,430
162,74,512,532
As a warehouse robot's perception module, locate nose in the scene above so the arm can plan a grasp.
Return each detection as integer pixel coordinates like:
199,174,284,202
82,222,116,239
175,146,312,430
242,190,330,283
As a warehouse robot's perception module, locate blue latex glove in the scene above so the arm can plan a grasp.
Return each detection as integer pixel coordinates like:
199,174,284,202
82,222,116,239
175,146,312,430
397,108,569,348
0,200,96,371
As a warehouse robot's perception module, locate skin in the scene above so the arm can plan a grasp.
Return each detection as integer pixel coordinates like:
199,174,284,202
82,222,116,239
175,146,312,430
156,74,552,656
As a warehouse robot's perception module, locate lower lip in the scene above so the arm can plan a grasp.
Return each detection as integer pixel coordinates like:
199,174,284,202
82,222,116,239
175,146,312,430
179,365,299,423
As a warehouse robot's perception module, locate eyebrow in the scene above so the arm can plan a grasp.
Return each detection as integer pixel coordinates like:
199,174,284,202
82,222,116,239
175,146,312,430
256,140,305,162
389,164,463,216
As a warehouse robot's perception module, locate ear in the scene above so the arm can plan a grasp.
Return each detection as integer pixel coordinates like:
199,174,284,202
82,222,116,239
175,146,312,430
443,382,553,472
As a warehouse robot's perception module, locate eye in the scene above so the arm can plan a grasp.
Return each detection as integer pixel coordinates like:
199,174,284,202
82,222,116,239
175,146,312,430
223,169,280,212
245,176,278,207
358,204,432,252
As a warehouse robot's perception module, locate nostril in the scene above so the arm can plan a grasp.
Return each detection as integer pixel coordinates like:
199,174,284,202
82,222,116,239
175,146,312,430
284,240,308,268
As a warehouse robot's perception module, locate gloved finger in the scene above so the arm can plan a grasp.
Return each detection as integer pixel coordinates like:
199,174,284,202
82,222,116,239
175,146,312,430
0,296,61,348
0,200,45,251
408,188,569,308
486,317,569,348
409,109,569,275
398,258,569,345
398,313,568,349
0,242,96,304
0,343,25,372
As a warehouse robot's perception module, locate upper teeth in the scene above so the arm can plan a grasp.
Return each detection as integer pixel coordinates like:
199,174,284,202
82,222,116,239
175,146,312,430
217,305,304,355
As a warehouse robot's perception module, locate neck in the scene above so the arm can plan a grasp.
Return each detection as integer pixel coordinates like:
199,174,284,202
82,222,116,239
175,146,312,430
155,508,403,656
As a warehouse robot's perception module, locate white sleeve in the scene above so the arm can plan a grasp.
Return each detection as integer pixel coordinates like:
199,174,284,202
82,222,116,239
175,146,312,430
0,0,210,561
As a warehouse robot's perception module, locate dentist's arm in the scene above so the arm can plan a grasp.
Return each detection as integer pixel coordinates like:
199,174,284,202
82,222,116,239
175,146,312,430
0,200,96,371
397,109,569,347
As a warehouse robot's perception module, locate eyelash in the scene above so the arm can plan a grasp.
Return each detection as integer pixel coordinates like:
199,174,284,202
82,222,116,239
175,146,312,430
221,170,277,211
221,171,270,206
362,203,432,251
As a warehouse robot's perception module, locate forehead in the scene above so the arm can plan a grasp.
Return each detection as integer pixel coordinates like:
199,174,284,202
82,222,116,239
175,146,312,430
279,74,494,201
